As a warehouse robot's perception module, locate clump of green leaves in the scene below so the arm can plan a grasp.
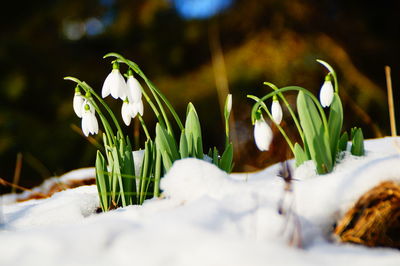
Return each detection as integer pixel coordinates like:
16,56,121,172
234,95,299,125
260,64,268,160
66,53,233,211
248,60,364,174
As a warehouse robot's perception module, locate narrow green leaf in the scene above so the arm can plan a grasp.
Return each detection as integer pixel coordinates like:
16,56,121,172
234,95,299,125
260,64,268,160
293,143,307,167
328,94,343,161
212,146,219,165
95,151,109,211
351,128,365,156
297,91,332,174
153,148,162,197
338,131,349,152
111,147,126,207
155,123,179,161
185,103,203,159
219,143,233,173
179,130,189,159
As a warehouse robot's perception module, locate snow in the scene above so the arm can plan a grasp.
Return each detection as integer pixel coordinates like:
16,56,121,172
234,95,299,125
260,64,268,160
1,137,400,266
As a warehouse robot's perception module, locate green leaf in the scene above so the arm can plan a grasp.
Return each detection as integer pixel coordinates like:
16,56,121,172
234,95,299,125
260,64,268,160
219,143,233,173
95,151,109,212
153,148,162,197
111,147,126,207
338,131,349,152
179,130,189,159
212,146,219,165
185,103,203,159
297,91,332,174
328,94,343,161
293,143,307,167
351,128,365,156
139,140,154,204
155,123,179,162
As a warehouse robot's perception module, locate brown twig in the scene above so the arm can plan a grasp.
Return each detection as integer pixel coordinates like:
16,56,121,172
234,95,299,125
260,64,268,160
12,153,23,193
385,66,396,137
0,178,46,198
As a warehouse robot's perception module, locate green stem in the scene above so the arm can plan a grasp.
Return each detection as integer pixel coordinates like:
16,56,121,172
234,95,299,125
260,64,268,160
316,59,339,93
137,114,151,140
249,86,329,139
248,95,295,153
264,82,305,145
104,53,184,131
65,77,126,145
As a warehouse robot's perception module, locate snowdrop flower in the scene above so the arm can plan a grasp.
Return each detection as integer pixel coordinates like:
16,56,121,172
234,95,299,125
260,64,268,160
73,87,85,118
319,75,334,108
271,96,283,125
254,114,273,151
121,99,144,126
102,62,128,99
126,71,144,116
81,100,99,136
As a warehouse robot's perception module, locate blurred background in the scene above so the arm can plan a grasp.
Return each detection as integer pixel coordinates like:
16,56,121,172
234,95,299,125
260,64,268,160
0,0,399,193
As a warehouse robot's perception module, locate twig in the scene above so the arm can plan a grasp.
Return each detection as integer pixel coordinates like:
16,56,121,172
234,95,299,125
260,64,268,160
0,178,46,197
12,153,23,193
385,66,396,137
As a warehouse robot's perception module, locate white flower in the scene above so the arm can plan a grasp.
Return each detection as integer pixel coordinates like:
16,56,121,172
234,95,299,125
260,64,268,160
125,74,144,119
271,99,283,125
81,100,99,136
73,91,85,118
126,75,143,103
102,68,128,100
121,100,135,126
254,116,273,151
319,78,334,108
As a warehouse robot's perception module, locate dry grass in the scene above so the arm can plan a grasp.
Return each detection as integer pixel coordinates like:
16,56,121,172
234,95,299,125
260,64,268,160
334,181,400,249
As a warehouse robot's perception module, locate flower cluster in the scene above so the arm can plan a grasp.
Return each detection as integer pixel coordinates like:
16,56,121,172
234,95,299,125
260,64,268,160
252,70,334,152
249,59,364,175
72,62,144,135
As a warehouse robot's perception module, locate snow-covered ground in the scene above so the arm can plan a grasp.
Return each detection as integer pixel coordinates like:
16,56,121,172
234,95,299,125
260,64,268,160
1,137,400,266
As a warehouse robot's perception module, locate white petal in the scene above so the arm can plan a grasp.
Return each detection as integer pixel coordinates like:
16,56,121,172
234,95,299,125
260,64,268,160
73,94,84,118
81,114,90,136
101,72,113,98
127,76,143,102
105,69,127,99
134,100,144,116
121,102,132,126
89,113,99,134
319,81,334,108
254,118,273,151
271,100,283,125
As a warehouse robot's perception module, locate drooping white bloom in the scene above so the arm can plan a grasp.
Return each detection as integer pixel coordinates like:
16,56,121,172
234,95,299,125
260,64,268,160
81,100,99,136
73,91,85,118
319,77,334,108
121,100,134,126
127,75,143,103
254,116,273,151
102,66,128,100
271,99,283,125
125,74,144,118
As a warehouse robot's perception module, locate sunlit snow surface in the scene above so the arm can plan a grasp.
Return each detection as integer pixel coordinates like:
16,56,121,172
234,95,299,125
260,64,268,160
1,138,400,266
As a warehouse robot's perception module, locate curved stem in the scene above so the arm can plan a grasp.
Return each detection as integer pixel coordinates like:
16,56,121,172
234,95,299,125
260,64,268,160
105,53,184,131
316,59,339,93
249,86,329,138
137,114,151,140
248,95,295,153
264,82,305,145
65,77,126,145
